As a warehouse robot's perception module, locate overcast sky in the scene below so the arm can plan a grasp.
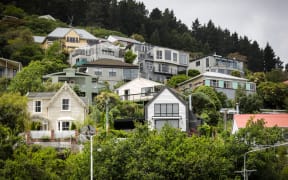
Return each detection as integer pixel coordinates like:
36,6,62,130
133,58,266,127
138,0,288,65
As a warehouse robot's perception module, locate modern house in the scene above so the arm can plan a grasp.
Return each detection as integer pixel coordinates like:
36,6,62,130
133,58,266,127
132,43,189,83
145,86,188,131
232,114,288,134
42,27,98,52
177,72,256,99
188,54,246,76
115,77,163,101
78,59,139,90
0,58,22,79
69,41,125,66
43,68,106,103
107,35,141,47
27,82,88,131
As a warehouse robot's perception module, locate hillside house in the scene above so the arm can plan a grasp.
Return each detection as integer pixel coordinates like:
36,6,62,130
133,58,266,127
188,54,246,76
177,72,256,99
145,87,188,131
42,27,98,52
115,77,163,101
0,58,22,79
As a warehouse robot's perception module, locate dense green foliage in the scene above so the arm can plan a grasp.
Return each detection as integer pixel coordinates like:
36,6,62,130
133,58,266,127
167,74,189,87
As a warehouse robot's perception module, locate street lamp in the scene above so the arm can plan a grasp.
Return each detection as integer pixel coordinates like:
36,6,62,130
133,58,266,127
80,125,96,180
238,142,288,180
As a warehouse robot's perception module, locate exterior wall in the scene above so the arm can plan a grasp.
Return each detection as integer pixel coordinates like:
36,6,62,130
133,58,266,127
48,90,86,130
178,76,256,99
64,30,87,52
146,89,187,131
0,59,21,78
70,43,124,66
189,55,244,76
116,78,162,101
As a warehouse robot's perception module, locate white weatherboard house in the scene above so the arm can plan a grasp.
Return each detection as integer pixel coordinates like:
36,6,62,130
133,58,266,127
115,77,163,101
145,87,188,131
27,82,88,131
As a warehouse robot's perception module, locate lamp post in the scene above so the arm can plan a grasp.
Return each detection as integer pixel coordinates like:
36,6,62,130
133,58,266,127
240,142,288,180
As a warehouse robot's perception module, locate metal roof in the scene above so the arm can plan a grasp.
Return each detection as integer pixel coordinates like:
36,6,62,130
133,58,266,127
108,35,140,44
33,36,46,43
48,28,97,40
26,92,56,98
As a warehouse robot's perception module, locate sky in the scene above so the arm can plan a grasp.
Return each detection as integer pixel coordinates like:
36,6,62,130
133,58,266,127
138,0,288,65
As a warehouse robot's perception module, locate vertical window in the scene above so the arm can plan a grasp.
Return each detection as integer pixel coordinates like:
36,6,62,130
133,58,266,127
165,50,171,60
62,99,70,110
196,61,200,66
179,53,188,65
58,121,70,131
173,53,177,62
109,68,116,77
156,50,162,59
34,100,41,112
206,58,209,67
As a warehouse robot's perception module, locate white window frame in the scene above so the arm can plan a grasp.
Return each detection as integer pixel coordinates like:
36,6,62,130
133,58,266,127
109,68,116,77
156,50,162,59
58,121,71,131
62,98,70,111
94,68,102,76
34,100,42,113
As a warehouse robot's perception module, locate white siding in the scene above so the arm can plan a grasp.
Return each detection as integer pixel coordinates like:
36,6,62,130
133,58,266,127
147,89,187,131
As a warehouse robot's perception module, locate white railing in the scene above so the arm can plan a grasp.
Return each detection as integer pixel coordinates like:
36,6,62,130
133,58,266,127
30,131,51,139
55,130,76,139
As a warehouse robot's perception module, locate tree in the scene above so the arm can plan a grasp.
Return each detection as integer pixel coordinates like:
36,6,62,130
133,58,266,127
257,81,288,109
124,50,137,64
231,70,241,77
263,43,277,72
194,86,222,110
167,74,189,88
0,92,29,133
187,69,200,77
238,93,263,113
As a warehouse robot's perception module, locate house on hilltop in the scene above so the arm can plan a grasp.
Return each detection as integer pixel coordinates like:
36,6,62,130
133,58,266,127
42,27,99,52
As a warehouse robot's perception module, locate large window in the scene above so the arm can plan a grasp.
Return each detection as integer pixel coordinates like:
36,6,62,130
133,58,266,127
154,103,179,117
210,80,219,87
58,121,70,131
196,61,200,66
141,87,153,96
165,50,171,60
179,53,188,65
173,53,177,62
206,58,209,67
109,68,116,77
155,119,179,130
34,100,41,113
156,50,162,59
94,68,102,76
62,99,70,111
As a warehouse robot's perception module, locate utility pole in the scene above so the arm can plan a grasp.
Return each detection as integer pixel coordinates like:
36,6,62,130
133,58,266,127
105,98,109,135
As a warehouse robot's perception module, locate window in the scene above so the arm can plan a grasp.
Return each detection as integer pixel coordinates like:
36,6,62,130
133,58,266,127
34,100,41,112
58,121,70,131
154,103,179,117
94,68,102,76
109,68,116,77
179,53,188,65
206,58,209,67
173,53,177,62
156,50,162,59
224,81,232,89
155,119,179,130
62,99,70,111
210,80,218,87
165,50,171,60
141,87,153,96
196,61,200,66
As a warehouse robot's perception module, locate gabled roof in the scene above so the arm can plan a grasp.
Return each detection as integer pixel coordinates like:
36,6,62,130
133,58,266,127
108,35,141,44
47,82,87,108
234,114,288,128
48,28,97,40
116,77,163,91
178,71,247,86
82,59,138,68
145,86,187,108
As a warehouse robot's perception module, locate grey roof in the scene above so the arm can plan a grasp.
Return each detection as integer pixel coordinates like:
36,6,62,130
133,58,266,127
48,28,98,40
27,92,56,98
33,36,46,43
109,35,141,44
38,15,56,21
